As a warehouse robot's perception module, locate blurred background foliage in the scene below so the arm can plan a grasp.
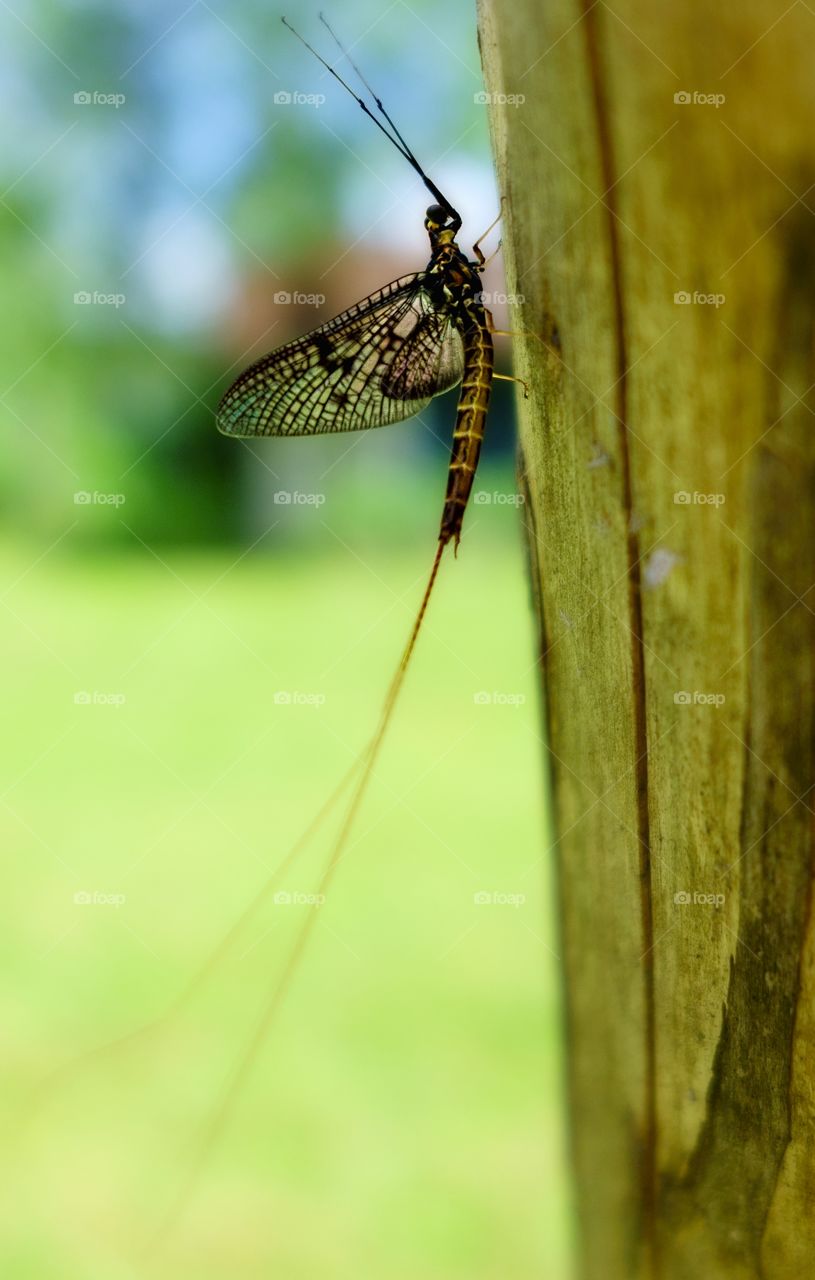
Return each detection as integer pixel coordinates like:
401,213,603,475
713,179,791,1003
0,1,570,1277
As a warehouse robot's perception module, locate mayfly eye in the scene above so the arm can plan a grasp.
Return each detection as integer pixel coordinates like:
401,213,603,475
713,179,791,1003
425,203,447,225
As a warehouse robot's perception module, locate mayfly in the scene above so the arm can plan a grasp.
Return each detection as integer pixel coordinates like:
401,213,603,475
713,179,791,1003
210,21,521,983
216,13,519,860
219,20,506,564
190,14,525,1187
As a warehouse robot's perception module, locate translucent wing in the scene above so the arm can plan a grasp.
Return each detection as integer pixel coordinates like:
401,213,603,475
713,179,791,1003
217,273,464,437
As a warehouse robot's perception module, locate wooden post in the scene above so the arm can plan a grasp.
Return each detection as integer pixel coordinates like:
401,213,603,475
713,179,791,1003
477,2,815,1277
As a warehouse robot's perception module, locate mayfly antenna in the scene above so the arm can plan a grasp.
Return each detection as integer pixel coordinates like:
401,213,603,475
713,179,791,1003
281,15,460,227
318,14,428,177
281,18,409,159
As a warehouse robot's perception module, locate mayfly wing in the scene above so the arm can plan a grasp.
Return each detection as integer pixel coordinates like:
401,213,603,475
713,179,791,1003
217,273,464,438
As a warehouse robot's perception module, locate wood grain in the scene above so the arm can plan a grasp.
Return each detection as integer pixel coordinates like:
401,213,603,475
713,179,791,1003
477,2,815,1276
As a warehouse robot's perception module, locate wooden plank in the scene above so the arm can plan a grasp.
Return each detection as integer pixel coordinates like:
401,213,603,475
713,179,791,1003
477,2,815,1276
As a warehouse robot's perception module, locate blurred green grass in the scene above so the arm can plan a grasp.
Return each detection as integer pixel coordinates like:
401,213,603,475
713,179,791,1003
1,513,571,1280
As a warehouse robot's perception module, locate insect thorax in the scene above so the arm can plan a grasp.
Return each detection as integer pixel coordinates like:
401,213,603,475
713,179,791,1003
424,241,484,321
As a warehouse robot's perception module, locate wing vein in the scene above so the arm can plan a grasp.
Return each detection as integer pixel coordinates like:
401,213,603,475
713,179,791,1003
217,273,465,438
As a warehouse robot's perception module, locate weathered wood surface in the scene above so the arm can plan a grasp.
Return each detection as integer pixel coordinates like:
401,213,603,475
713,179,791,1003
477,2,815,1277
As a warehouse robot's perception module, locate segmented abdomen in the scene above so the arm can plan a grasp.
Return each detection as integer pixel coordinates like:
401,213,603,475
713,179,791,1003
439,313,494,548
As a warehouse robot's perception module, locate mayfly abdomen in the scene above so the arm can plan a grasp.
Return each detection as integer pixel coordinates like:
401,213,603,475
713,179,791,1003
440,316,495,548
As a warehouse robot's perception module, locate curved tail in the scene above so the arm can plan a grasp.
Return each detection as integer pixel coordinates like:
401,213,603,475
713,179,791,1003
149,539,447,1249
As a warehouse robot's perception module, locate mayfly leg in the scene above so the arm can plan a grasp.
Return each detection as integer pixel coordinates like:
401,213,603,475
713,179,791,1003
472,201,505,266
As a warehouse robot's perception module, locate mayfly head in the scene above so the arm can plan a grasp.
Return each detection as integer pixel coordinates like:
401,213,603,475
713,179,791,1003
424,203,460,249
